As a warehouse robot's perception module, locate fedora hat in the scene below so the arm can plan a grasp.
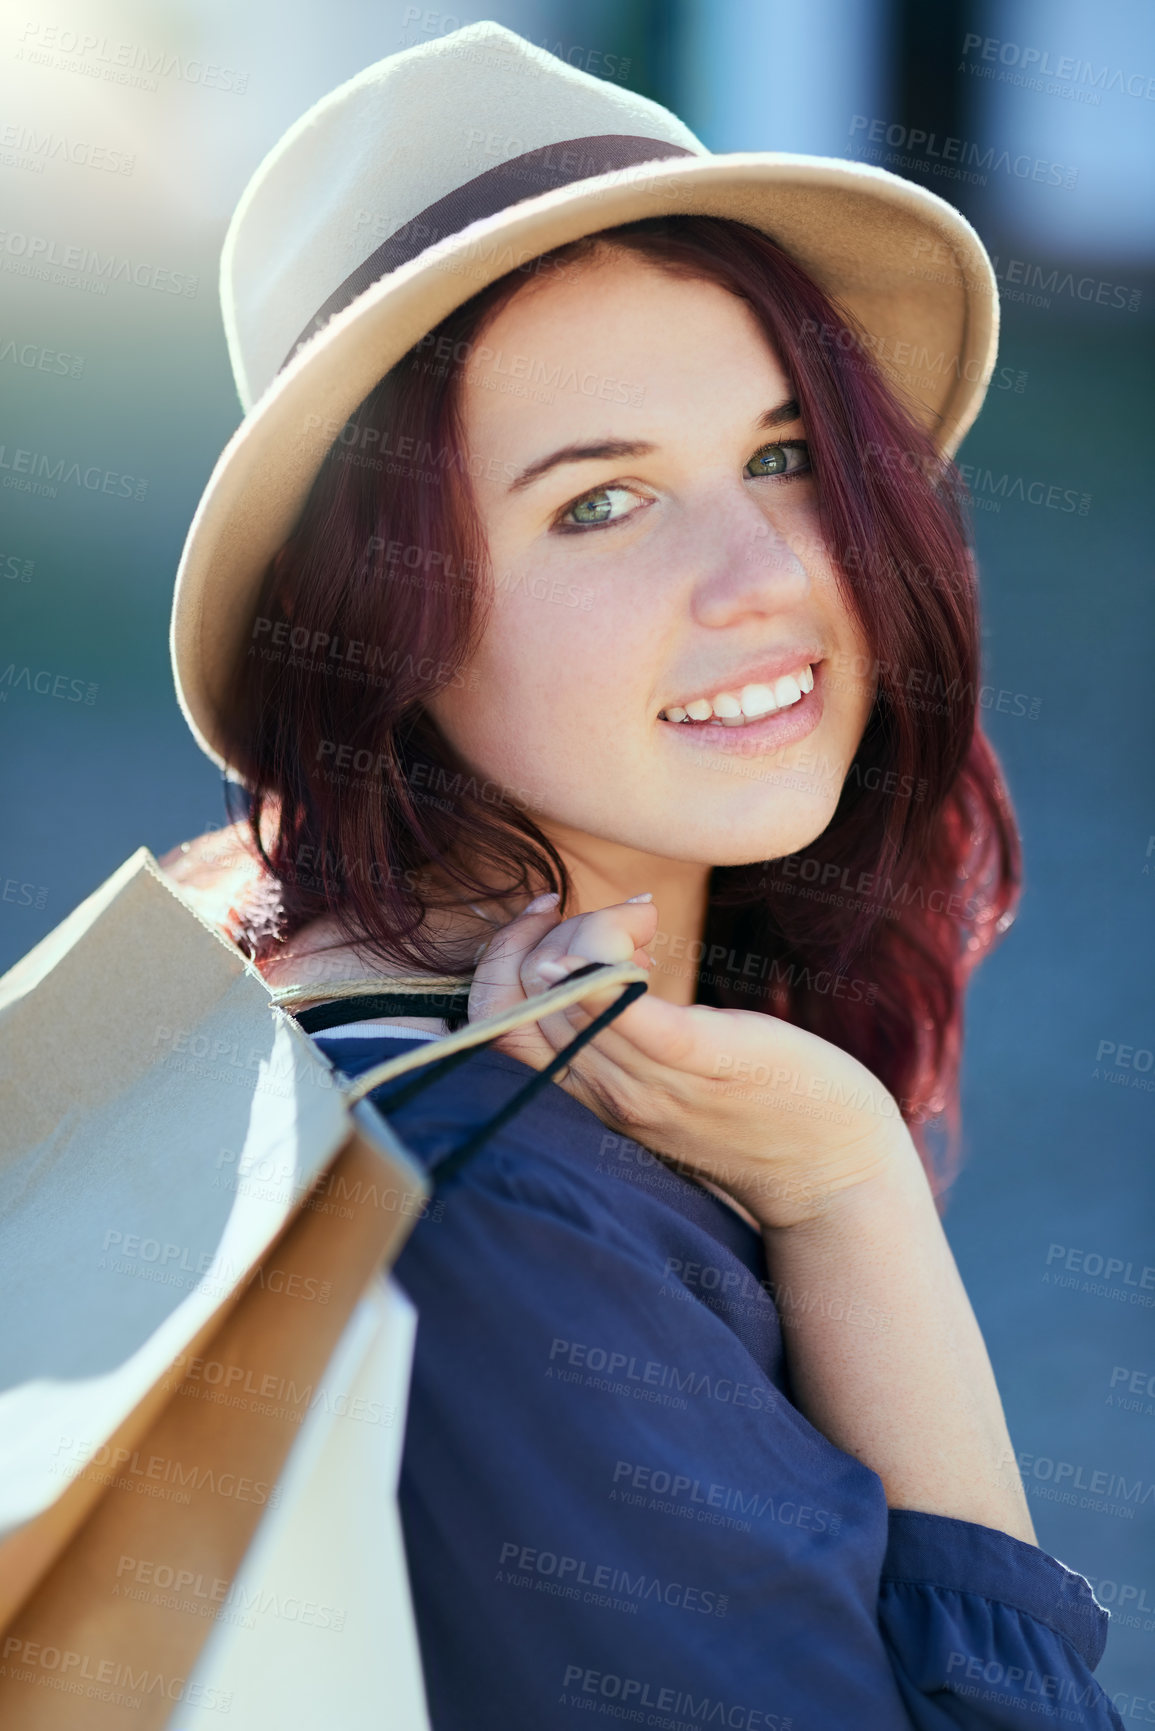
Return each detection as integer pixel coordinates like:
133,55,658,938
171,19,999,771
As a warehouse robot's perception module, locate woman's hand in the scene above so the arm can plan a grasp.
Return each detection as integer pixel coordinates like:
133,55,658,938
467,893,911,1229
471,895,1041,1545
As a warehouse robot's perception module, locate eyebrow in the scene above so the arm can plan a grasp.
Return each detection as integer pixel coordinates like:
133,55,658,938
506,398,802,494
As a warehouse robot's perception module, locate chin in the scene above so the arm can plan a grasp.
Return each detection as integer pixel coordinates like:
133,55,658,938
635,799,842,869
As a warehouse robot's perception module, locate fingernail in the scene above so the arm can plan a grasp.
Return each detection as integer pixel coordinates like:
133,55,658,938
524,892,560,913
625,892,652,903
535,959,570,982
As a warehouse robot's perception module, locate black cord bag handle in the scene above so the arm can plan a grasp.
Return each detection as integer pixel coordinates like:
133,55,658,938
284,962,649,1187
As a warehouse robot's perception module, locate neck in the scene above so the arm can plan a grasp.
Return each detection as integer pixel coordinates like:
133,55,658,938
264,830,714,1006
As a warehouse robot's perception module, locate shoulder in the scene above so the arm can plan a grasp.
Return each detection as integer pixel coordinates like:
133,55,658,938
156,823,260,917
340,1035,771,1324
156,823,270,948
156,829,398,989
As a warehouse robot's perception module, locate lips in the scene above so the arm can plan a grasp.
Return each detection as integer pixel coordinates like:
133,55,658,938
659,659,826,756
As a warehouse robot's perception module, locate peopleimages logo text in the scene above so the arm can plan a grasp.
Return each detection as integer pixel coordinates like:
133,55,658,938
16,22,249,92
960,34,1155,100
0,230,197,296
847,117,1077,188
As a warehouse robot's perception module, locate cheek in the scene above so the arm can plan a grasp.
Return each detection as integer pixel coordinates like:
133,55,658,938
755,492,831,581
840,612,878,721
431,585,641,793
806,553,876,729
482,571,650,712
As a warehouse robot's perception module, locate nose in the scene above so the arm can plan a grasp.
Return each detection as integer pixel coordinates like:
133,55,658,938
686,485,813,629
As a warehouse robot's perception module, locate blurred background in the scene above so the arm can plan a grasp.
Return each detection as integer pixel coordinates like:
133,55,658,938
1,0,1152,1700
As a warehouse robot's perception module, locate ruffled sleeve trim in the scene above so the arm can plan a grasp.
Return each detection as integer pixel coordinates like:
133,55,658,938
882,1508,1109,1670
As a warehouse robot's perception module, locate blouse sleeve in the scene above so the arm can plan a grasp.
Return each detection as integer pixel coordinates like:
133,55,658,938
879,1509,1123,1727
386,1112,1122,1731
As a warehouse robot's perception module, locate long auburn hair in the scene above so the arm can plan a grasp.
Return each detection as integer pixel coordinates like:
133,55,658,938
221,214,1021,1189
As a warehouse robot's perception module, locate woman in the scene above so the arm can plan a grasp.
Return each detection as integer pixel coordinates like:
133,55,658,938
162,23,1122,1728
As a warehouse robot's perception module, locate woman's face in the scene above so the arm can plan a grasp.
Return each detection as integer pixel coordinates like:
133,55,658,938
425,248,876,870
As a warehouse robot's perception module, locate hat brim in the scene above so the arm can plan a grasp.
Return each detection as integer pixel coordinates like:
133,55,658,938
171,152,998,770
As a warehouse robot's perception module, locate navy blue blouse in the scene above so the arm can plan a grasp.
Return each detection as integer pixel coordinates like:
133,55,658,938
316,1029,1123,1730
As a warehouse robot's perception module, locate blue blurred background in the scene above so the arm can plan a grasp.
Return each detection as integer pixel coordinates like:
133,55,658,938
2,0,1152,1700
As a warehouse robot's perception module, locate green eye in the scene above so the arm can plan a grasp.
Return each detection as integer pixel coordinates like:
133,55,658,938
746,441,809,478
559,485,641,529
569,490,615,524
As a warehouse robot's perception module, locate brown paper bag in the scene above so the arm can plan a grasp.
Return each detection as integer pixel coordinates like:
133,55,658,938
0,846,648,1729
0,849,433,1728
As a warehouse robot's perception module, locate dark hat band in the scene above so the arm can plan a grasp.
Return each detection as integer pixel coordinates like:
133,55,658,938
279,133,695,373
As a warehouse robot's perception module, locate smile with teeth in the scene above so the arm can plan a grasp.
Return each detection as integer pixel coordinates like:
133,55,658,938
659,664,815,726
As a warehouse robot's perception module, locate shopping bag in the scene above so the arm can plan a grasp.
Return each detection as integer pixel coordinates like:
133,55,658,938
0,847,433,1728
0,844,647,1729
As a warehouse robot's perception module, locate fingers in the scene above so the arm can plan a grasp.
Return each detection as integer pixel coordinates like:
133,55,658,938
468,895,660,1080
520,901,659,998
529,965,697,1066
466,892,565,1024
530,973,775,1088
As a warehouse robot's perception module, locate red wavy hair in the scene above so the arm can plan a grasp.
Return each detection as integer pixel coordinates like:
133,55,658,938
221,215,1021,1190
